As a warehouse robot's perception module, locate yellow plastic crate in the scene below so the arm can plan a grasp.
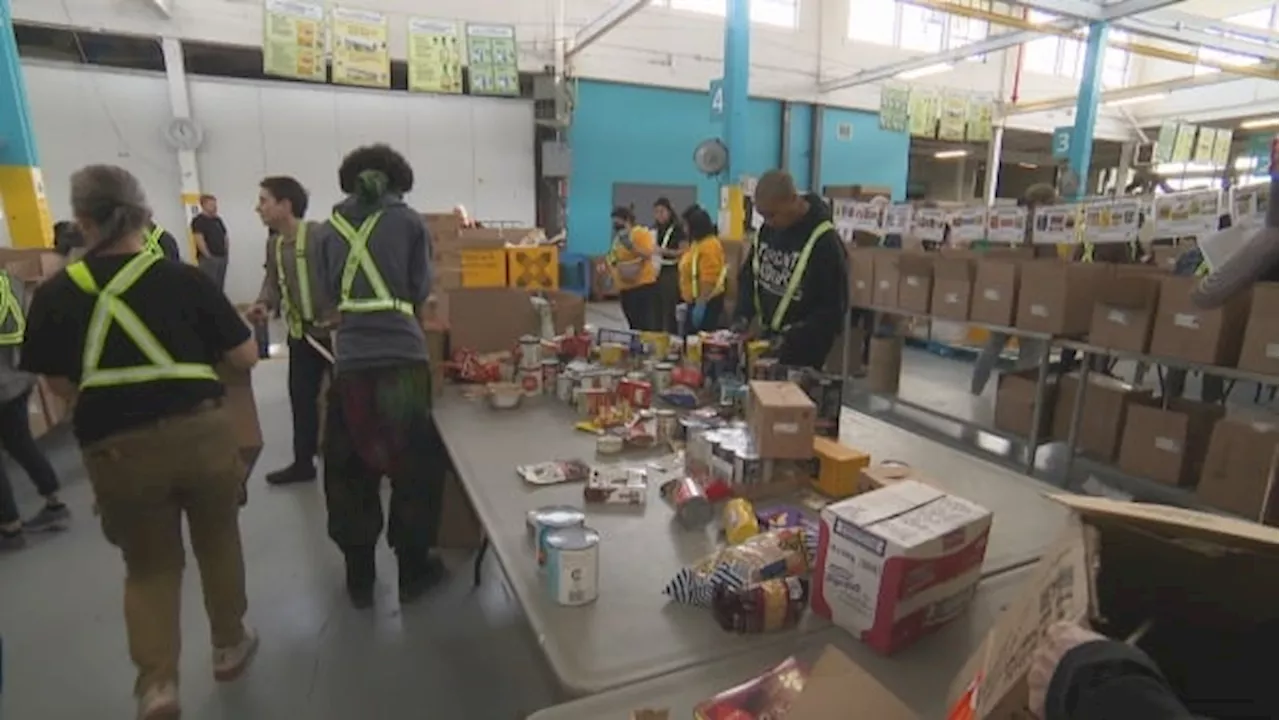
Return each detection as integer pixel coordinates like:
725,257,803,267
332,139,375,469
460,249,508,288
507,246,559,290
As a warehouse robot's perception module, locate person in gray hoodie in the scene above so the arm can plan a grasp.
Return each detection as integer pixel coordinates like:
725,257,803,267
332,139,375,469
314,144,446,608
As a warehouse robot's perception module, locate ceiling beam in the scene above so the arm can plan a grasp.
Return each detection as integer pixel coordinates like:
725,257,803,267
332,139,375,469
1099,0,1183,20
1001,0,1102,20
1114,13,1279,61
1004,72,1244,114
566,0,650,60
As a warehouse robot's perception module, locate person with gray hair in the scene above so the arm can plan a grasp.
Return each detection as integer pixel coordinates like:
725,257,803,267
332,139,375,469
20,164,261,719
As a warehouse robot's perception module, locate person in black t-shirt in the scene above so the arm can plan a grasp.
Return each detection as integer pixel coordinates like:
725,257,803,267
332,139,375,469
21,165,260,720
191,193,229,290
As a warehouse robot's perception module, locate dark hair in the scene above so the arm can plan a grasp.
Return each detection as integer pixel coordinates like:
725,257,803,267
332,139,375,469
339,144,414,202
260,176,309,219
69,164,151,255
681,204,717,239
653,197,674,212
199,193,217,203
610,206,635,223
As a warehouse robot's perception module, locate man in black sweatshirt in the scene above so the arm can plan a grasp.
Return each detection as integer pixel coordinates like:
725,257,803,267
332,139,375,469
734,170,848,369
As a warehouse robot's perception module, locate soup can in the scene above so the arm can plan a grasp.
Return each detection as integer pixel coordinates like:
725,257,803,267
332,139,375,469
529,506,587,567
652,362,674,394
556,373,574,403
518,368,543,397
540,359,560,395
543,526,600,606
670,476,712,528
732,446,764,486
655,409,679,444
519,335,542,369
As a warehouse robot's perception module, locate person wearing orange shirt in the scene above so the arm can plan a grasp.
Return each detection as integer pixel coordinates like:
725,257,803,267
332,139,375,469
677,204,726,333
608,206,659,330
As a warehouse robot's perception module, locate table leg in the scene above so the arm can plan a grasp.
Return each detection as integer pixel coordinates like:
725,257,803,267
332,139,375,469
473,536,490,587
1062,353,1092,488
1024,340,1052,474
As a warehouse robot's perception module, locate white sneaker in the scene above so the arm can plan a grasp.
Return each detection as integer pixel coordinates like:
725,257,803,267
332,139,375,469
212,626,259,682
137,683,180,720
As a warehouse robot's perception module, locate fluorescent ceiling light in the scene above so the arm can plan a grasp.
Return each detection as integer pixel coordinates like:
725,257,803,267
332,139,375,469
896,63,953,80
935,149,968,159
1103,93,1168,108
1240,116,1280,129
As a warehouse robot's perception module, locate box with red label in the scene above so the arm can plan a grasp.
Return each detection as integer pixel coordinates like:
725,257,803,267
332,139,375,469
811,479,992,655
616,378,652,409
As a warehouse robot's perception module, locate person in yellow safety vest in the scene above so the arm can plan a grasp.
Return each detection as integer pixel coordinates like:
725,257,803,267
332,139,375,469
141,220,181,262
607,206,660,331
246,176,335,486
733,169,848,370
20,164,261,719
677,204,727,334
652,196,687,333
314,144,447,609
0,268,68,551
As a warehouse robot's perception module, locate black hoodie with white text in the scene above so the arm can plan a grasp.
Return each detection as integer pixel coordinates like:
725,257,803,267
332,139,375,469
735,192,848,369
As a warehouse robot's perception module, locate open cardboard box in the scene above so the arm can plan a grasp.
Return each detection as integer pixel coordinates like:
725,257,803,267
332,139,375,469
948,495,1277,720
787,644,916,720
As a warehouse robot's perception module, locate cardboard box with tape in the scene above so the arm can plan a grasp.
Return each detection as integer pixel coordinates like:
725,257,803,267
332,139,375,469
993,368,1057,440
873,253,901,308
1149,275,1250,366
1015,261,1106,335
970,259,1021,327
1051,373,1152,462
746,380,816,459
896,253,934,314
1117,399,1223,487
1087,272,1161,353
1237,283,1278,375
931,255,974,321
1196,414,1279,521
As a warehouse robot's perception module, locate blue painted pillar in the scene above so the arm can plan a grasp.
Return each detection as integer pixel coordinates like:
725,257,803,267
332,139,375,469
1066,21,1109,200
0,0,51,247
723,0,750,180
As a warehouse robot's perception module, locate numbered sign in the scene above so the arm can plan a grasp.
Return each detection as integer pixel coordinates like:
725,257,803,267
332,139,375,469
709,79,724,122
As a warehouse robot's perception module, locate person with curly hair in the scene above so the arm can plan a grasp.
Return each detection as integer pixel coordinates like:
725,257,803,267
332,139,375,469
315,144,447,608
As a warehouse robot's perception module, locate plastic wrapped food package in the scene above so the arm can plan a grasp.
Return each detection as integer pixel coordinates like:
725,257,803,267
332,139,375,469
692,656,808,720
713,576,809,634
662,527,813,607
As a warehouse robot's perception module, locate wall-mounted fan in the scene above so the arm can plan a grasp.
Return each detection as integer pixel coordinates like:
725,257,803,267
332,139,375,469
693,138,728,176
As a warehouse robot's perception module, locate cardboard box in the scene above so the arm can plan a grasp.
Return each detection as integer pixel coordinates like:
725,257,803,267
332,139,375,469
786,645,916,720
1237,283,1278,375
446,288,584,353
219,367,264,483
896,253,934,314
948,496,1276,719
873,253,900,308
1088,273,1161,352
27,390,48,439
425,327,447,397
993,368,1057,440
811,436,871,498
858,462,933,494
1015,261,1106,335
1196,415,1279,521
931,256,974,321
459,248,508,288
0,248,63,283
824,323,864,377
812,480,992,655
849,248,877,308
1118,400,1224,486
437,470,485,549
1151,244,1180,272
1149,275,1251,366
970,259,1021,327
1051,373,1151,462
746,381,816,459
507,245,559,290
866,335,902,394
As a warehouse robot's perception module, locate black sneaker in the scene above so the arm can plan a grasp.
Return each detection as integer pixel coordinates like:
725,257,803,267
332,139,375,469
344,547,376,609
397,552,446,604
24,503,70,532
265,463,316,486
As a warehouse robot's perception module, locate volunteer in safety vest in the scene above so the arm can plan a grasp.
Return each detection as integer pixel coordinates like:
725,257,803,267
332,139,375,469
315,144,446,609
678,204,727,333
141,220,181,262
0,268,67,551
653,196,687,333
246,176,334,486
733,169,848,369
608,206,661,331
21,165,260,719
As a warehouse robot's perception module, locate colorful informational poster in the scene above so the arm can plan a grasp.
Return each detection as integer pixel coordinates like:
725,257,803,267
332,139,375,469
907,87,939,138
937,91,969,141
1192,126,1217,165
1081,198,1142,244
466,23,520,96
912,207,948,242
986,206,1027,245
1154,121,1178,163
966,95,993,142
878,85,910,133
408,18,463,93
1171,123,1197,164
1232,182,1271,221
1152,189,1221,239
947,206,987,244
882,204,913,236
262,0,326,82
1210,127,1234,168
1031,203,1081,245
330,7,389,87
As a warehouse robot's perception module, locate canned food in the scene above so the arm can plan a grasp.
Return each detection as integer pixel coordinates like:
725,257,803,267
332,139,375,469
519,335,542,369
518,368,543,397
598,342,627,367
711,437,737,485
530,507,587,566
732,446,764,486
526,505,586,544
721,498,760,544
540,359,560,395
655,409,679,444
671,476,713,528
753,357,780,381
556,373,574,403
652,362,674,394
543,526,600,606
596,434,624,455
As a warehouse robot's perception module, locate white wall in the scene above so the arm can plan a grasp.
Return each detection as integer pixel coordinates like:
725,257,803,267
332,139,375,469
22,60,536,303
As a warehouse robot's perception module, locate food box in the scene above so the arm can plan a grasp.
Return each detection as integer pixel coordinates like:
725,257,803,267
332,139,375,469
507,245,559,290
746,381,816,460
811,436,871,499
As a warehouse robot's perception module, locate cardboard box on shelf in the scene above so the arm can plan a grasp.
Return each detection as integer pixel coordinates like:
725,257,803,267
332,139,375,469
993,367,1057,440
811,436,871,498
969,259,1021,327
866,335,903,394
896,253,934,314
824,323,864,377
1237,283,1278,375
1051,373,1152,462
446,288,585,353
1117,399,1224,487
812,480,992,655
423,213,460,246
849,248,878,308
786,645,917,720
930,255,974,321
1088,273,1161,353
873,253,900,308
507,245,559,290
424,327,448,397
1196,415,1279,521
947,496,1276,720
1015,261,1106,335
1149,275,1251,366
746,381,816,459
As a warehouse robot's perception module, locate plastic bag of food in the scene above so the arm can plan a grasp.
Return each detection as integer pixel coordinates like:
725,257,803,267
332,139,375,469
713,576,809,634
662,527,812,607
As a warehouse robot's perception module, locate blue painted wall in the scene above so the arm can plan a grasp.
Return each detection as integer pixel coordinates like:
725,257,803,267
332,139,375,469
567,80,909,254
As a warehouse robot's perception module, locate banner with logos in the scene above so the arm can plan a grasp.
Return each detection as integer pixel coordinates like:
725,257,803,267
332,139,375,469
986,206,1027,245
882,204,913,236
262,0,326,82
1155,121,1178,163
330,6,390,87
912,207,948,242
1081,198,1142,244
907,87,939,138
947,206,987,244
1209,127,1233,168
1232,182,1271,222
466,24,520,96
878,85,910,133
1031,203,1081,245
1152,189,1221,239
1171,123,1197,164
937,91,968,141
408,18,464,93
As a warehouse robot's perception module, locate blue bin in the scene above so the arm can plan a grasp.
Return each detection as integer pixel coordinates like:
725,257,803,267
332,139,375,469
558,252,591,299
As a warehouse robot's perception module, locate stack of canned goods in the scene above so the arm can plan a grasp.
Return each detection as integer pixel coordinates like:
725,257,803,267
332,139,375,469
527,506,600,606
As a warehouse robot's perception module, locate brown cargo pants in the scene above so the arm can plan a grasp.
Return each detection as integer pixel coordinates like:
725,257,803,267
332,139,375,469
82,402,248,696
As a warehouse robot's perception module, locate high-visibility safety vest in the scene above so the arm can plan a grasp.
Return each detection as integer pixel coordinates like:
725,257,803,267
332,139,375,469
275,223,313,338
1195,258,1210,276
658,225,678,266
1080,239,1141,264
0,271,26,346
330,211,414,316
691,245,727,299
753,220,834,332
143,224,166,258
65,253,218,389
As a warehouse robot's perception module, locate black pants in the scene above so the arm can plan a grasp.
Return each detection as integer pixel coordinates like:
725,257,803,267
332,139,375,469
288,336,330,468
685,294,726,335
0,389,62,525
620,283,659,331
323,363,445,554
656,265,681,333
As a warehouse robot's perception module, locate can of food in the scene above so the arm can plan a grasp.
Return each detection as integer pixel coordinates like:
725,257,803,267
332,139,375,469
519,335,542,369
526,505,586,544
556,373,574,403
753,357,780,381
543,526,600,606
711,436,737,485
598,342,626,367
685,335,702,364
531,507,587,567
732,446,764,486
671,476,713,528
655,409,679,444
540,359,560,395
596,434,624,455
721,498,760,544
701,339,733,383
745,339,771,377
652,362,674,394
518,368,543,397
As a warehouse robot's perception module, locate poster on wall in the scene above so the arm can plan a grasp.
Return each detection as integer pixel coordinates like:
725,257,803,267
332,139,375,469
466,24,520,96
1210,127,1234,168
937,91,968,141
331,7,390,87
986,206,1027,245
882,203,913,236
966,95,993,142
1031,203,1081,245
1153,189,1221,239
408,18,464,93
1081,198,1141,244
1171,123,1197,164
912,207,948,242
907,87,939,138
947,206,987,245
1154,121,1178,163
1192,126,1217,165
262,0,326,82
879,85,910,133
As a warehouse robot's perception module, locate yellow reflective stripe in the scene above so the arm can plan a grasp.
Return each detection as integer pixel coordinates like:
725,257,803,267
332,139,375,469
754,220,834,332
1081,241,1096,263
80,364,218,389
274,224,313,338
1195,259,1210,276
0,273,25,346
690,245,727,298
340,298,414,315
143,225,164,257
332,211,409,315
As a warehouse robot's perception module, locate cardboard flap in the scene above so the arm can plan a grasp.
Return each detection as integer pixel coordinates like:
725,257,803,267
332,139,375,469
787,646,917,720
1048,494,1278,552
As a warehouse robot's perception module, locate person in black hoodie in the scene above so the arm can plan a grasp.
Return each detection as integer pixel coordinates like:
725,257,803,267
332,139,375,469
652,197,686,333
733,170,848,369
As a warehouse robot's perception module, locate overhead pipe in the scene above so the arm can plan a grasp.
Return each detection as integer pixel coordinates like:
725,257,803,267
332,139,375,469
1005,72,1245,115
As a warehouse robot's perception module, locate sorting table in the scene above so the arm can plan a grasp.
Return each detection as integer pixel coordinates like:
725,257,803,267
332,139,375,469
434,393,1069,697
527,565,1033,720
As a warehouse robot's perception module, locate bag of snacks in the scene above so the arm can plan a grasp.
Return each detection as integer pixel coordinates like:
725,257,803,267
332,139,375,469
692,656,808,719
663,527,812,607
713,576,809,634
